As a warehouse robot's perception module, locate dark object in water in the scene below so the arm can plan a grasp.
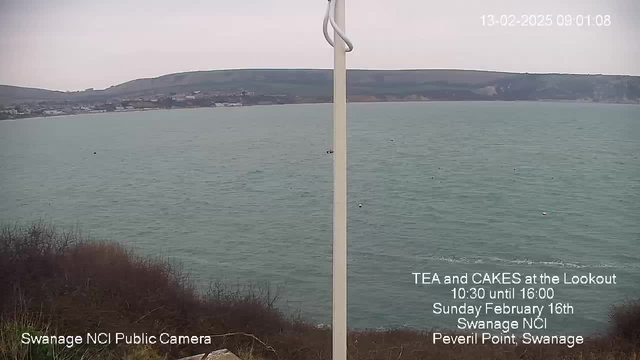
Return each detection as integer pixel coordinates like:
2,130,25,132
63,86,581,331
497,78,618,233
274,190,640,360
327,150,334,154
94,152,97,154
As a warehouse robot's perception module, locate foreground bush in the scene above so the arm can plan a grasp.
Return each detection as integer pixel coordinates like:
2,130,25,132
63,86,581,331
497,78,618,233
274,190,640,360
609,299,640,343
0,222,638,360
0,223,293,359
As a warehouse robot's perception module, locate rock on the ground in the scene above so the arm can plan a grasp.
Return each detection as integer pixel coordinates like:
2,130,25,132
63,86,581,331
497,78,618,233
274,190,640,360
177,348,241,360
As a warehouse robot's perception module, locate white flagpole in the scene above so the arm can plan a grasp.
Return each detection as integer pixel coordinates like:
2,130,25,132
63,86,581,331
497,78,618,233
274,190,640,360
323,2,352,358
332,0,347,359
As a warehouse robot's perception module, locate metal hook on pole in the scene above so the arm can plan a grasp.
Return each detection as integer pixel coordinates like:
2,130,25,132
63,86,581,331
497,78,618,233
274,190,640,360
323,0,354,52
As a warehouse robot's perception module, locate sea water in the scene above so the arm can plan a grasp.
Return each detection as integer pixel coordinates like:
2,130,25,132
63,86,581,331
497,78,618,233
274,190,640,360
1,101,638,334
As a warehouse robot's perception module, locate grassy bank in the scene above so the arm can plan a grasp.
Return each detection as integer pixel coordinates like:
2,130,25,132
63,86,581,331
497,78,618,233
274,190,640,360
1,223,638,359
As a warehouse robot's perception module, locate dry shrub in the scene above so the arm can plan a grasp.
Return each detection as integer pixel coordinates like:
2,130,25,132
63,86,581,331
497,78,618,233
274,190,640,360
610,299,640,343
0,223,292,359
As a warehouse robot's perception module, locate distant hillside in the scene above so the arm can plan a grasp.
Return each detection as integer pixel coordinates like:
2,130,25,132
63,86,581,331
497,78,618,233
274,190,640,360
1,69,639,105
0,85,70,104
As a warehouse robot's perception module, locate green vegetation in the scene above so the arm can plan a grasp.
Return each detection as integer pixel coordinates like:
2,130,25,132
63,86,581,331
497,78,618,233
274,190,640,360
1,222,638,359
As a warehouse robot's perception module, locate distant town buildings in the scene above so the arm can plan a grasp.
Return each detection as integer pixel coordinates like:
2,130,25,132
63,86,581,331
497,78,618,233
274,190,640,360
0,89,292,120
1,108,18,115
43,110,65,115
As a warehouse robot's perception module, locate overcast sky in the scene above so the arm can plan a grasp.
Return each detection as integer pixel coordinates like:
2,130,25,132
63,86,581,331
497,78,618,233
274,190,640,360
0,0,638,91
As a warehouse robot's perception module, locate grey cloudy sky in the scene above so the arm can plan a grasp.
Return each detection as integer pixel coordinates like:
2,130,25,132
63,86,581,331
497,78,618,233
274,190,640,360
0,0,638,91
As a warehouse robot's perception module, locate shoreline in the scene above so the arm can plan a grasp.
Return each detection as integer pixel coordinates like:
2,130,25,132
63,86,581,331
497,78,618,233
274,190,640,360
2,98,638,121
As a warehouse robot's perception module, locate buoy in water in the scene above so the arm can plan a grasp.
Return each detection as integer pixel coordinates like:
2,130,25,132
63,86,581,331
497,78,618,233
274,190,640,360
358,203,362,208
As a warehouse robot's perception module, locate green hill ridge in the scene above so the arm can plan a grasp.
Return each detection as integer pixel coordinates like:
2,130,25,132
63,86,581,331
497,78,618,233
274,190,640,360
1,69,639,105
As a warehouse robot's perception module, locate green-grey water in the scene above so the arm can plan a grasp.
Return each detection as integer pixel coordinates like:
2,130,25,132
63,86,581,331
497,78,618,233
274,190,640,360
1,102,638,335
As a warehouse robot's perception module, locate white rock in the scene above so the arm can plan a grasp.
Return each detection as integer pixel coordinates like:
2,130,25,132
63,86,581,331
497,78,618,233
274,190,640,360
178,348,242,360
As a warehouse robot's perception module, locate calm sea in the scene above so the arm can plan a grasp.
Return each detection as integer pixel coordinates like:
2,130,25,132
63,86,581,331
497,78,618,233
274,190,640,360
1,102,638,335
